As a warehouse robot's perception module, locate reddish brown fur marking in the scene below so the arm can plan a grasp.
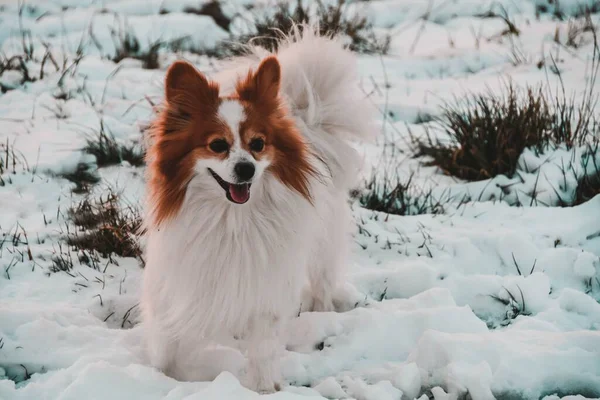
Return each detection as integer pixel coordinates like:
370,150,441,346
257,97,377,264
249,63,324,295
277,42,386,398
236,57,316,202
147,61,229,226
147,57,315,226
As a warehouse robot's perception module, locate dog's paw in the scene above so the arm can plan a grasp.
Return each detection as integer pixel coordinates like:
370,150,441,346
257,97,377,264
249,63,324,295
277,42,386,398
257,383,280,395
242,369,281,394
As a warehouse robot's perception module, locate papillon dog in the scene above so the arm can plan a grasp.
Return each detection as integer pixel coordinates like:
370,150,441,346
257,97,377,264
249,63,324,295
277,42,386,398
140,26,374,393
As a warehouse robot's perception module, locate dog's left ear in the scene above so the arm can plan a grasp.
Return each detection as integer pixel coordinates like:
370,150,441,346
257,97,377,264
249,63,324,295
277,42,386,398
237,56,281,104
254,56,281,100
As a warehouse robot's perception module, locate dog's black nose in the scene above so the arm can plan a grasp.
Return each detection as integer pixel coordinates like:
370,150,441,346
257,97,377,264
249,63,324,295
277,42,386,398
234,162,255,181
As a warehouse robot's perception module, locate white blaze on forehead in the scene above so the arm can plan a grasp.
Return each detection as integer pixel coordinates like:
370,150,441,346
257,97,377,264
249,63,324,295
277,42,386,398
218,100,245,147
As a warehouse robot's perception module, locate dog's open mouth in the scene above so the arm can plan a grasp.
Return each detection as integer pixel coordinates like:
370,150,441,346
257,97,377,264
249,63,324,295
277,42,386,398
208,169,251,204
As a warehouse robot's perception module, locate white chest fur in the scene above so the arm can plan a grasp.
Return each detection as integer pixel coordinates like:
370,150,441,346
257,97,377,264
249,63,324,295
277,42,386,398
142,175,321,339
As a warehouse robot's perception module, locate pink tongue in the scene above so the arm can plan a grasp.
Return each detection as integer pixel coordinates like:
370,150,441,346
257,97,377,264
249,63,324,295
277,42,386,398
229,183,250,203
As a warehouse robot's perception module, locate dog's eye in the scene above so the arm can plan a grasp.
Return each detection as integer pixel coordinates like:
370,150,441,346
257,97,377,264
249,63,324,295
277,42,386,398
209,139,229,153
249,138,265,152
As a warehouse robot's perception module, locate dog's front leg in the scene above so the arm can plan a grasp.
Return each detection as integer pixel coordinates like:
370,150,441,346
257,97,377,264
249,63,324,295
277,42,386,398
242,315,284,393
145,322,176,374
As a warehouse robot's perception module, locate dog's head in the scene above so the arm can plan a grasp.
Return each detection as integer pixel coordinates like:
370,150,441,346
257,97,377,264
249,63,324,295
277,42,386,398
146,57,315,226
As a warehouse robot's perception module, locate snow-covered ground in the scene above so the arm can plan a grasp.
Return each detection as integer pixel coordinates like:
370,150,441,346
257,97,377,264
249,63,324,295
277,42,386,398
1,0,600,399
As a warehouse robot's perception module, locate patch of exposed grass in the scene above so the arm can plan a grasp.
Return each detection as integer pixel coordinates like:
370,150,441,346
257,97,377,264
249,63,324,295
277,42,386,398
537,1,600,20
486,6,521,38
84,122,145,168
576,174,600,204
228,0,389,55
413,81,599,181
414,17,600,181
109,20,194,69
0,55,35,92
0,2,62,92
574,142,600,205
183,0,231,31
50,244,76,273
0,17,37,92
109,14,220,66
415,84,554,181
66,190,143,262
110,27,160,69
58,163,100,194
565,12,596,48
0,139,30,186
357,173,449,216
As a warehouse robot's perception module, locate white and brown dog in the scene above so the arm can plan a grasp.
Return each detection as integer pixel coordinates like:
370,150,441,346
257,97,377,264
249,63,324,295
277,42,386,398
140,27,373,393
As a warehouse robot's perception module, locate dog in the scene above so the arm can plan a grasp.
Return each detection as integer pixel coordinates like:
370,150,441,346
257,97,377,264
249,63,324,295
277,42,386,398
140,26,374,393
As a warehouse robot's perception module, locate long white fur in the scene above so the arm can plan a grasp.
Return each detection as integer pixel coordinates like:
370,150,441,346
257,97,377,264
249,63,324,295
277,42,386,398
141,27,375,393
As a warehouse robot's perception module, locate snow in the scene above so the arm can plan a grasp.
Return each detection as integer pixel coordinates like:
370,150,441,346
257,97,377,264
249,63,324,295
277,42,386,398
1,0,600,399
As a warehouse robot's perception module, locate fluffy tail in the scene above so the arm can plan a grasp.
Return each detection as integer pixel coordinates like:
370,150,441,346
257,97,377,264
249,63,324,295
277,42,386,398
275,27,376,189
275,26,375,143
217,25,376,189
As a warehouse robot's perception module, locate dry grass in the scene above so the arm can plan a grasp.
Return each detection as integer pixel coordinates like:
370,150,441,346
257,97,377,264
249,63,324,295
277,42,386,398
413,82,599,181
182,0,231,31
537,1,600,20
228,0,389,55
84,121,145,168
357,173,449,216
574,142,600,205
109,21,192,68
0,139,30,185
566,13,596,48
110,27,163,69
57,163,100,194
66,190,143,261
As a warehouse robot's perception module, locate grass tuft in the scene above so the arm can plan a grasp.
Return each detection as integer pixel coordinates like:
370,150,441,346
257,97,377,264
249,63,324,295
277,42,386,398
565,12,596,48
488,285,530,327
50,246,75,272
0,55,35,92
183,0,231,31
110,21,170,69
357,173,448,216
574,142,600,205
66,190,143,261
413,82,599,181
84,122,145,168
537,1,600,20
111,28,162,69
109,14,219,66
0,139,30,186
58,163,99,194
228,0,389,55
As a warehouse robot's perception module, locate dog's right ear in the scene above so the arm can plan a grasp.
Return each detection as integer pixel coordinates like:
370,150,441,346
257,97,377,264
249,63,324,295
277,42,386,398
165,61,219,115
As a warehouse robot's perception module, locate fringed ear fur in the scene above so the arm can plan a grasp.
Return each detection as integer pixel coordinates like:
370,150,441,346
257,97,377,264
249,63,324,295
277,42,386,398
236,56,317,203
164,60,219,120
145,61,222,226
236,56,281,108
